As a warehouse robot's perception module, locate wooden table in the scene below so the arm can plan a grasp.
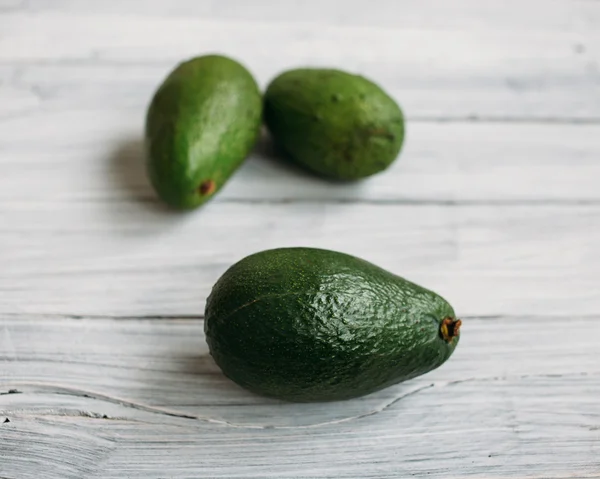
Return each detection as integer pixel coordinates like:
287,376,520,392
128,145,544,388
1,1,599,477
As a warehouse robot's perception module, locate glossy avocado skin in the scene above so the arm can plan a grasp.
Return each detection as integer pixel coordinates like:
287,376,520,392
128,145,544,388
145,55,262,209
205,247,459,402
264,69,405,180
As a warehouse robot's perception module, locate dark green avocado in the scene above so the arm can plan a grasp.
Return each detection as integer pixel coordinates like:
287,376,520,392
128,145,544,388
145,55,262,209
204,247,461,402
264,68,405,180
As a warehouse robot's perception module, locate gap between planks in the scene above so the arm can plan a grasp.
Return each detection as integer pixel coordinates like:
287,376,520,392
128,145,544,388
1,313,598,321
4,197,600,207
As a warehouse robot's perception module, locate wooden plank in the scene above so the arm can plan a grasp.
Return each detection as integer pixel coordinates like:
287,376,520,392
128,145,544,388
1,316,599,478
10,0,600,32
0,202,598,317
1,119,599,204
1,10,598,119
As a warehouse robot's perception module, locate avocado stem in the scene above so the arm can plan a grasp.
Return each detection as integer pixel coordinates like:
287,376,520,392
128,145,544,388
199,179,216,196
440,317,462,342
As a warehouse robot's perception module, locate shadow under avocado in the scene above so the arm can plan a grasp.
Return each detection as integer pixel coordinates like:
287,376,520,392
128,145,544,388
250,129,317,179
141,350,425,428
106,137,191,227
252,129,368,185
165,352,278,402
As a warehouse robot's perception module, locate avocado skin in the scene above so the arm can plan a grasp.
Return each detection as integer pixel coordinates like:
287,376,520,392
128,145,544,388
264,69,405,180
205,247,459,402
145,55,262,209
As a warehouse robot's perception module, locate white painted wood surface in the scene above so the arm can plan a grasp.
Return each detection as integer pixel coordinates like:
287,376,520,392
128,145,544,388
1,1,599,477
1,202,599,317
1,1,599,120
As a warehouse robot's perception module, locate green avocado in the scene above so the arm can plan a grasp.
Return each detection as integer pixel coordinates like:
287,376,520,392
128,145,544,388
145,55,262,209
264,69,405,180
205,247,461,402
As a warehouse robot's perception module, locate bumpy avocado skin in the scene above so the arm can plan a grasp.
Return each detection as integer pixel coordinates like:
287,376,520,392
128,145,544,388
204,247,459,402
264,69,405,180
145,55,262,209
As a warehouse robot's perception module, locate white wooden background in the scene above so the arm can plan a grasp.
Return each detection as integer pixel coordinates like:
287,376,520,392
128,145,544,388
1,1,599,478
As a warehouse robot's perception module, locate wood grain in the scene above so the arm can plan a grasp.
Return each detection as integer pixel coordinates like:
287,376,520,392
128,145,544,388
1,316,599,479
11,0,600,31
1,202,598,317
2,122,600,204
1,4,599,120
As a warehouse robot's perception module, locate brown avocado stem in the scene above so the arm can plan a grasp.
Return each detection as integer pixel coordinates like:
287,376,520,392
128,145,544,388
440,317,462,342
199,179,216,196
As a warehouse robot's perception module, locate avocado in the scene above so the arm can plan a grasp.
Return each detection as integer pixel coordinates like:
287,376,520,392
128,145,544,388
264,69,405,180
205,247,461,402
145,55,262,209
